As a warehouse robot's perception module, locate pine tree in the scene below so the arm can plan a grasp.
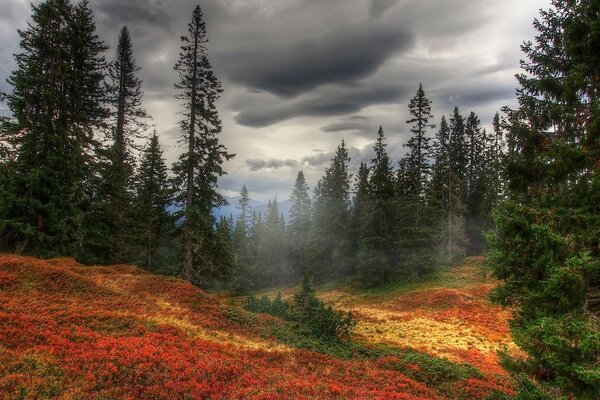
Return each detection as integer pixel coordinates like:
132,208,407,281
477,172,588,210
480,112,505,235
429,115,467,263
448,106,467,197
288,171,311,279
464,111,487,254
405,83,435,199
488,2,600,398
172,5,234,285
351,162,371,276
104,26,149,263
247,210,263,288
310,140,352,280
266,198,287,285
132,131,173,272
358,126,396,286
232,185,251,291
399,84,438,276
0,0,107,258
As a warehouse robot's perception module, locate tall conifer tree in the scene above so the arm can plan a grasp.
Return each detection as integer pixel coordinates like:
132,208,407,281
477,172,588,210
358,127,396,286
105,26,149,263
172,5,234,285
399,84,437,276
311,140,352,280
232,185,251,291
288,171,311,278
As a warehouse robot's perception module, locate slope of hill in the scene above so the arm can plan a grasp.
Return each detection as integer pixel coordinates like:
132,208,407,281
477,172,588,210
0,255,513,399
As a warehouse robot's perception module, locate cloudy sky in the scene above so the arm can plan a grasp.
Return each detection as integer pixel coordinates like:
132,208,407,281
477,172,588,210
1,0,549,201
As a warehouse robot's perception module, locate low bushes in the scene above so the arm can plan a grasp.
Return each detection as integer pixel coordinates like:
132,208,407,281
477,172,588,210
242,274,356,339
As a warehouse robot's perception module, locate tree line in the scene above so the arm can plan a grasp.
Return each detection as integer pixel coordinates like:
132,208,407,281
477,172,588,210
0,0,231,284
224,84,506,290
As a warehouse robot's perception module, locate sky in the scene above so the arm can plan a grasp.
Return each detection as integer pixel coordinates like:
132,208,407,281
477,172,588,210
0,0,550,202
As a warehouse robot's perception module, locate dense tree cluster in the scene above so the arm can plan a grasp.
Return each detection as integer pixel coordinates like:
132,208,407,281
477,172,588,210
226,84,506,290
0,0,230,283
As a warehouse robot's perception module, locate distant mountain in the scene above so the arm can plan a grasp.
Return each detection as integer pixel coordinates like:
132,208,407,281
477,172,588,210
213,196,292,222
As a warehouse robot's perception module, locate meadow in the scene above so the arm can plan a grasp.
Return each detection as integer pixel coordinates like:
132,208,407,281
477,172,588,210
0,254,516,399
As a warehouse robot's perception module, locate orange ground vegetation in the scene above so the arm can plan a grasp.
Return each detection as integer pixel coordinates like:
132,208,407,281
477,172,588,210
0,254,513,399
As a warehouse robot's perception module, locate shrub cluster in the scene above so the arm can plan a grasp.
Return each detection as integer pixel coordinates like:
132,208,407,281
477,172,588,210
242,287,356,339
242,292,294,320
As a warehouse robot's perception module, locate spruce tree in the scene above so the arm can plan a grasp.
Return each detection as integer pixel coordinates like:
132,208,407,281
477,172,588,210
132,131,173,272
488,1,600,398
172,5,234,285
358,126,396,286
288,171,311,279
464,111,487,254
404,83,435,199
351,162,371,276
0,0,107,258
310,140,352,280
399,84,438,276
104,26,149,263
430,115,467,262
248,210,263,288
232,185,251,291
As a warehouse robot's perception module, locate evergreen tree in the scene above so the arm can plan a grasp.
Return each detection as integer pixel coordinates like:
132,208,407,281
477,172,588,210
172,5,234,285
310,140,352,280
0,0,107,258
104,26,149,263
448,106,467,196
404,83,435,199
429,115,467,262
132,131,173,272
232,185,251,291
351,162,371,276
464,111,487,253
247,210,263,287
287,171,311,279
358,126,396,286
480,112,505,235
488,2,600,398
398,84,438,276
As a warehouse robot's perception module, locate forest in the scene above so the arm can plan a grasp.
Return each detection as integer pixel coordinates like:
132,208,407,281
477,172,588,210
0,0,598,399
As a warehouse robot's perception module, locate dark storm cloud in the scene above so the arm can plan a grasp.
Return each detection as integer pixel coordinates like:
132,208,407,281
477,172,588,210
235,83,410,127
246,158,298,171
94,0,174,33
218,24,413,98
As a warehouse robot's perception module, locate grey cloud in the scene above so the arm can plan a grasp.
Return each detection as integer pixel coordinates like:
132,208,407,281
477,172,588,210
218,23,413,98
246,158,298,171
369,0,399,18
235,83,410,127
321,115,373,136
95,0,174,33
302,145,365,168
441,83,516,109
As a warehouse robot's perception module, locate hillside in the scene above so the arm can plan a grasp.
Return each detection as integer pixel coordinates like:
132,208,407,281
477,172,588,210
0,255,514,399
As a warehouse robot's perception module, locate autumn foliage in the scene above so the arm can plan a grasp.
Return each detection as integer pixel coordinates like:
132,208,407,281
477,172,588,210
0,255,513,399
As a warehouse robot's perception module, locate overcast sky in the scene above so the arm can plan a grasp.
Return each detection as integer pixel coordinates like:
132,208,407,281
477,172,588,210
1,0,549,202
